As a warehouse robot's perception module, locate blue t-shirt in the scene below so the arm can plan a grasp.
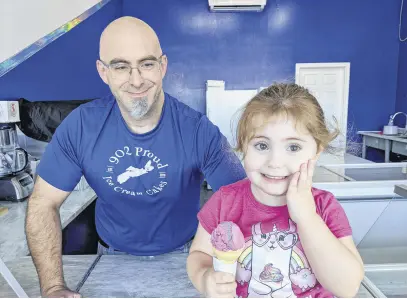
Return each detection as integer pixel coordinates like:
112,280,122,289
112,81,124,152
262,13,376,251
37,93,246,255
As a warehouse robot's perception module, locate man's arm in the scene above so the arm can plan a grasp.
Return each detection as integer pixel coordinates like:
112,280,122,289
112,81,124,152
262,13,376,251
194,116,246,191
25,176,79,297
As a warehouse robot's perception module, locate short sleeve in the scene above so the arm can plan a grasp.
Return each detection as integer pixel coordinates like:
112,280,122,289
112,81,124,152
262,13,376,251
316,191,353,239
197,189,224,234
194,116,246,191
36,108,83,191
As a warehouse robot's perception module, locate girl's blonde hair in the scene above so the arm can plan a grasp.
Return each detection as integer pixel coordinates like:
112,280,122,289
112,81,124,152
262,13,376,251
236,83,340,154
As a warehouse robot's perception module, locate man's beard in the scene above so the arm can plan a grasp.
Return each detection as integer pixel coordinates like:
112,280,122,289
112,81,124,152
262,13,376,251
129,96,149,120
114,87,161,120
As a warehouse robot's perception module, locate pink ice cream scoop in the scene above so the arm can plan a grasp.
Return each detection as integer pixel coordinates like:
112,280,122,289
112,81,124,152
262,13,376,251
211,221,245,251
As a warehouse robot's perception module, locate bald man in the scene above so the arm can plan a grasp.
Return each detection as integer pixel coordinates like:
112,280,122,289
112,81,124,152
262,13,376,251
25,17,245,297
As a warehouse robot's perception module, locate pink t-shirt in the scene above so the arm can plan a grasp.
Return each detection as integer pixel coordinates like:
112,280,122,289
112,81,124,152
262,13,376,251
198,179,352,298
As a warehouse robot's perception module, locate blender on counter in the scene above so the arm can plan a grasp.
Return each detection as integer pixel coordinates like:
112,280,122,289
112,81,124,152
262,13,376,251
0,101,34,202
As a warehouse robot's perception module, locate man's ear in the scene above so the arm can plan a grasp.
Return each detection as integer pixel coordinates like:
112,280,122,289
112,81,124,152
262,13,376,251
160,55,168,79
96,60,109,85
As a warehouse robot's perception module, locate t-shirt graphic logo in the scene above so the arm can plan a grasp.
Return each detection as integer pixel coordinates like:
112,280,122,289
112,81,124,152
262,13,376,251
236,220,317,298
117,160,154,184
102,146,169,197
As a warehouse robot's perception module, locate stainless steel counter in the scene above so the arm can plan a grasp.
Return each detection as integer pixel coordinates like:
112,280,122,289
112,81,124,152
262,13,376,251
0,254,379,298
313,162,407,199
364,264,407,298
0,188,97,262
358,131,407,162
0,255,97,298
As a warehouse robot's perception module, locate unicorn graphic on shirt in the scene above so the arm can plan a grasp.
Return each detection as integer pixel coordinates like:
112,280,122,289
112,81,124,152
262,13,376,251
236,220,319,298
247,220,298,298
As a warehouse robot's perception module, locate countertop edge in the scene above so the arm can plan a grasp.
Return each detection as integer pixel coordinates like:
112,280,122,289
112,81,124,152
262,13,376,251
0,188,97,262
394,184,407,198
358,131,407,143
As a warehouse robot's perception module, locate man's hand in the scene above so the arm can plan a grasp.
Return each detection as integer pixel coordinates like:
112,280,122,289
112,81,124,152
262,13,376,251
43,285,81,298
202,268,237,298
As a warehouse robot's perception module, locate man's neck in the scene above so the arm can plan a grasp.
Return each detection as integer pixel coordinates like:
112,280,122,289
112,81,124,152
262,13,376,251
121,92,165,135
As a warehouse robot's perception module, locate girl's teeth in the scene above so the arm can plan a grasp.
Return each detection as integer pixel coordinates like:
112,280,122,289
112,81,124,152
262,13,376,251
264,175,286,179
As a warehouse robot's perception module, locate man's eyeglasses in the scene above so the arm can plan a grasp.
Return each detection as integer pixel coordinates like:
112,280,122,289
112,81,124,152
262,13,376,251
100,54,164,82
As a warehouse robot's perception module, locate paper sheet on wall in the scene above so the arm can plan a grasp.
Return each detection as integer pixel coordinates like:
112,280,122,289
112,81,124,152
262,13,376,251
206,81,258,149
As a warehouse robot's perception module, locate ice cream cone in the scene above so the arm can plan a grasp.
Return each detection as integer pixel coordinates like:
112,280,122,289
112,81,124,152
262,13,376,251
213,247,243,264
212,247,243,276
210,221,245,276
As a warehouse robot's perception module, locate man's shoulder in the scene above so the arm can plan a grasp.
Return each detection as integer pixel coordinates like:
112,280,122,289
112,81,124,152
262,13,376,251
65,94,115,121
165,93,222,140
78,94,115,110
54,94,115,137
166,93,204,122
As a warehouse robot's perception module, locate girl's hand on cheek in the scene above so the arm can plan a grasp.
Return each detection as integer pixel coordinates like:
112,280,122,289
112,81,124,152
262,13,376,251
286,159,317,225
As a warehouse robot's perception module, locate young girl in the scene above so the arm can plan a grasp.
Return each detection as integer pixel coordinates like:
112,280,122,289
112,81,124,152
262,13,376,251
187,83,364,298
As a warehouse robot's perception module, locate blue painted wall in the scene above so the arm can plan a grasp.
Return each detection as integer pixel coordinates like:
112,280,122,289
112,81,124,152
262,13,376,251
0,0,402,144
395,2,407,128
124,0,401,136
0,0,122,101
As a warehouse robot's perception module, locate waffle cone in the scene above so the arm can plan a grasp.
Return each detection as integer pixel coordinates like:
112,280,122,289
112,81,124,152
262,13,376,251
213,247,243,264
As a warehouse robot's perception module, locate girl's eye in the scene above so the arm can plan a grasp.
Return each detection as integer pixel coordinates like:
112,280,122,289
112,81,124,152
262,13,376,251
255,142,269,151
288,144,301,152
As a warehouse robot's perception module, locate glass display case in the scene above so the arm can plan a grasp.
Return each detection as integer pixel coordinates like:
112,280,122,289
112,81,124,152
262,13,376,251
313,162,407,199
